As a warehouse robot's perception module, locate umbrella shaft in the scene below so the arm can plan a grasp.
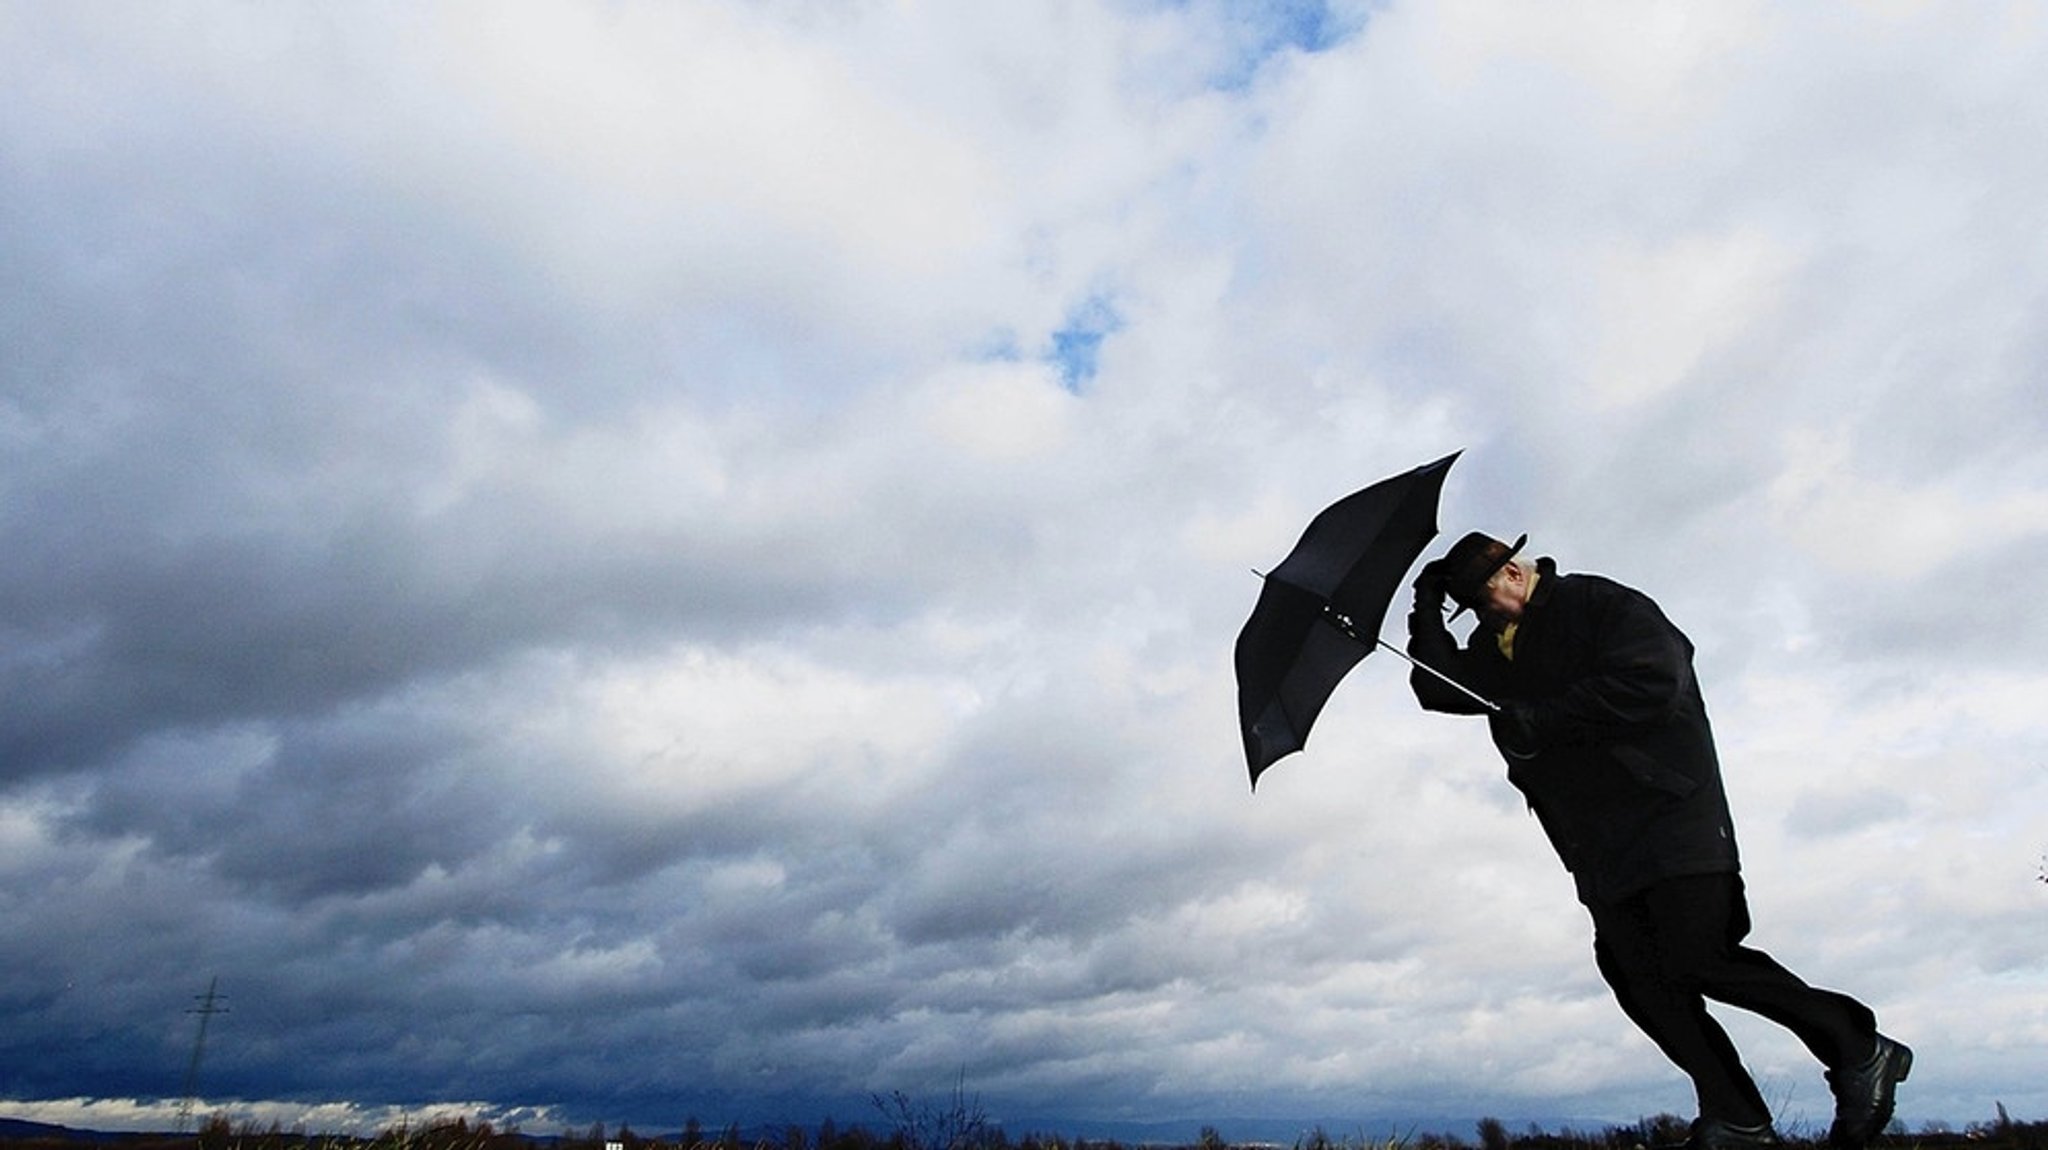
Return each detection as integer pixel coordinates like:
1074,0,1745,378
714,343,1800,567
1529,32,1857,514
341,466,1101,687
1373,638,1500,712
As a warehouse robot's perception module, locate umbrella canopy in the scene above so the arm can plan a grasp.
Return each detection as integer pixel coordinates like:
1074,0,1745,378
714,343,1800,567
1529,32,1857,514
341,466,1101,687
1234,451,1459,788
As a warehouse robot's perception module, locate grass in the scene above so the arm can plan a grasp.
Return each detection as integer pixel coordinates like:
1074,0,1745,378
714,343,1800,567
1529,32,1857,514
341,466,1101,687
1,1108,2042,1150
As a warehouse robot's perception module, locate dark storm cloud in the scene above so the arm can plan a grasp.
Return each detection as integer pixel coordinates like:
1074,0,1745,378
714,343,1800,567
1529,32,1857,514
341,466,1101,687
0,5,962,791
0,178,935,778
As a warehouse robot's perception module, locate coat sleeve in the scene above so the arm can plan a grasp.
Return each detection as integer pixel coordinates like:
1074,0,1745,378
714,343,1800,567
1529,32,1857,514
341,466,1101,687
1536,586,1692,742
1405,603,1504,715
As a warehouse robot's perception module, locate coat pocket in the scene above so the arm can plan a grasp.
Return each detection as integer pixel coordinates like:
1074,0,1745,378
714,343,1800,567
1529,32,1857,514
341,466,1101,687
1610,744,1699,798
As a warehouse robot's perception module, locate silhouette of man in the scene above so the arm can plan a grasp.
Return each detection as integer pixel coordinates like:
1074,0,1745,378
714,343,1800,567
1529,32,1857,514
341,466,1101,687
1407,532,1910,1150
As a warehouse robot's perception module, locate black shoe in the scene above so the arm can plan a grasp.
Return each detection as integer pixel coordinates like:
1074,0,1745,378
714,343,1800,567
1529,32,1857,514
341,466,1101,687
1686,1119,1781,1150
1828,1034,1913,1149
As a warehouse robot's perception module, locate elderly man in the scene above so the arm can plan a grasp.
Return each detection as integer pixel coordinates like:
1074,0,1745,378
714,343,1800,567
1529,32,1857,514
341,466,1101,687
1406,532,1910,1150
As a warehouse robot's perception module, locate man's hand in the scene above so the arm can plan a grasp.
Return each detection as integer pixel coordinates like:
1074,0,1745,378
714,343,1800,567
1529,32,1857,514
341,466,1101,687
1490,700,1546,758
1409,561,1448,623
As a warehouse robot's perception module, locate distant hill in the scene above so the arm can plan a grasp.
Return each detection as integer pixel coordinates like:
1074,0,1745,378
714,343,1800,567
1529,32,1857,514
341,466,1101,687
0,1120,119,1143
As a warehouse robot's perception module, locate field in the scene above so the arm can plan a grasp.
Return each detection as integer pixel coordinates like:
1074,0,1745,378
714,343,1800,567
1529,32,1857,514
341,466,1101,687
2,1109,2044,1150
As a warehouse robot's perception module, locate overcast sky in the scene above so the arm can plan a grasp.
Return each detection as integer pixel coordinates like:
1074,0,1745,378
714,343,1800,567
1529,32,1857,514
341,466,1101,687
4,0,2046,1140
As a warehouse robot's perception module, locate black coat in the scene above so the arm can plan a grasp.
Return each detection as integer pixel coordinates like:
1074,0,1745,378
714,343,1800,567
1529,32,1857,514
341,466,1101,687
1407,557,1740,905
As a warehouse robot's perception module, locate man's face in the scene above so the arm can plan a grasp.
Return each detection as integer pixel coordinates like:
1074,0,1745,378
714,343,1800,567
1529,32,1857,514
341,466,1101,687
1475,564,1527,629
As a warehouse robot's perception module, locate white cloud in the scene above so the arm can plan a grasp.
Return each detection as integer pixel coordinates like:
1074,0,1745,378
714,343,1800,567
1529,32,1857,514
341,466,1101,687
1768,429,2048,580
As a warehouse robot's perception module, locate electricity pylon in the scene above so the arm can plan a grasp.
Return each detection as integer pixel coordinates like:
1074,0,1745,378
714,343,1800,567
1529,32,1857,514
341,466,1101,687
175,977,227,1134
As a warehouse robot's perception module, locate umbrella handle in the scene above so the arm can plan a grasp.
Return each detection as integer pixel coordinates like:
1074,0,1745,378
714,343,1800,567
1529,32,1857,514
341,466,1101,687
1372,638,1501,713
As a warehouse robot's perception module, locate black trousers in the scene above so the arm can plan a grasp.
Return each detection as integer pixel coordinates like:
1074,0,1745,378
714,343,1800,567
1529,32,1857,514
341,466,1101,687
1587,872,1877,1126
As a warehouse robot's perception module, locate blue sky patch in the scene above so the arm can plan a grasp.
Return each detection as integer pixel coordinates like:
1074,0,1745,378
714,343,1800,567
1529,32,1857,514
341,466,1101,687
1047,295,1124,392
1178,0,1361,88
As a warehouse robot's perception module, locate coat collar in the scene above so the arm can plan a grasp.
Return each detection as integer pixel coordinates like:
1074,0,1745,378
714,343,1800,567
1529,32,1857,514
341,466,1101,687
1527,556,1560,606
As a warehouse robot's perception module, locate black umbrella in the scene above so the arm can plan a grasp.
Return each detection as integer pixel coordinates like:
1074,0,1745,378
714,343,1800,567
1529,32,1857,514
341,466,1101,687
1234,451,1494,789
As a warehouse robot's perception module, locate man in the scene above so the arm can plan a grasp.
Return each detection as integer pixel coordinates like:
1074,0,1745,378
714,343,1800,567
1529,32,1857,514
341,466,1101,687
1406,532,1910,1150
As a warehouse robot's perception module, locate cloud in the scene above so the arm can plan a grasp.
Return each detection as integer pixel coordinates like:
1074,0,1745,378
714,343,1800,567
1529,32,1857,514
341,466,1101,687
4,0,2047,1137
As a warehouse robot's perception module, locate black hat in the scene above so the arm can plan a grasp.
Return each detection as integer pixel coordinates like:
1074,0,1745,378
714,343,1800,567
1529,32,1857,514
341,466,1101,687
1434,531,1526,618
